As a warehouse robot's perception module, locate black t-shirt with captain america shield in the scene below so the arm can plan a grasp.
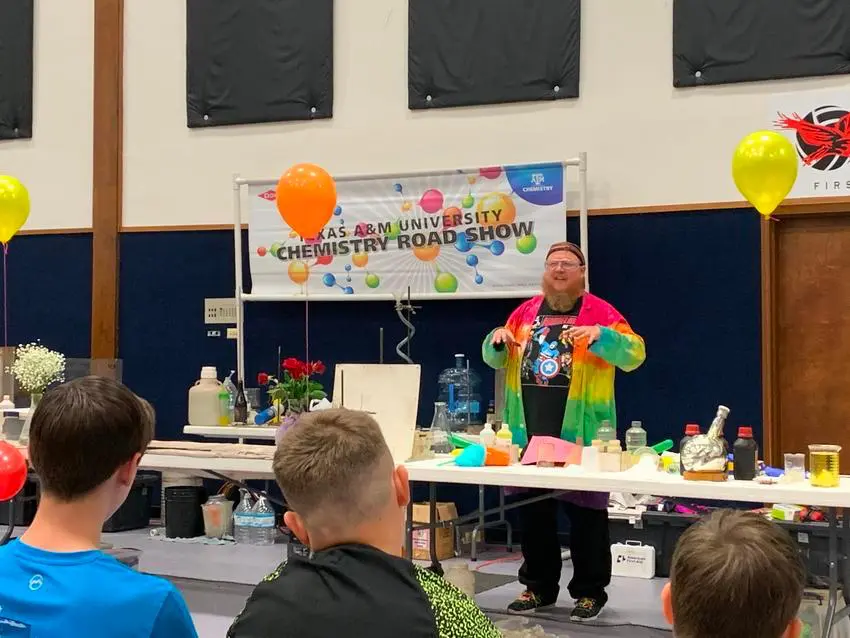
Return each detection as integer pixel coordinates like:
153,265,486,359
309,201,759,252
520,297,583,439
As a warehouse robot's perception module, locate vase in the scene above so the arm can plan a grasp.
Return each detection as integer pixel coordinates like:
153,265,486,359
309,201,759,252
19,392,42,445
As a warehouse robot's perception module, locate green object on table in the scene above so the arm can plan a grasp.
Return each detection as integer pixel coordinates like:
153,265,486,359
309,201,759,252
449,433,473,449
651,439,674,454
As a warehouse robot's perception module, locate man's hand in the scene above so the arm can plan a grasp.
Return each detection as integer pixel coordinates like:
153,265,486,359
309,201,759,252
567,325,602,345
491,327,517,348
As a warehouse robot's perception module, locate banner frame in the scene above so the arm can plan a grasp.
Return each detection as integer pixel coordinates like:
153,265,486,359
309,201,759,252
231,156,588,382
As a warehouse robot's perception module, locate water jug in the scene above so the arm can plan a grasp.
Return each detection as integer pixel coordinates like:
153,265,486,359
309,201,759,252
188,367,223,426
437,354,483,430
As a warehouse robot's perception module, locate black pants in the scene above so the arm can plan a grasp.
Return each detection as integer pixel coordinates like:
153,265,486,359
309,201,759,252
518,497,611,605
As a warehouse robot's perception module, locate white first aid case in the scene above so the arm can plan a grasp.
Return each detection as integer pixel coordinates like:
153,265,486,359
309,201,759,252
611,541,656,579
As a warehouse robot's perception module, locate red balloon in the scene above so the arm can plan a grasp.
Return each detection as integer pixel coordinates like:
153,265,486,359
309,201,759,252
275,164,337,239
0,441,27,502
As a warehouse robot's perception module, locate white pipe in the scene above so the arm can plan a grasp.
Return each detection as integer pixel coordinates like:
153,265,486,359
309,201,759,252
232,175,246,384
234,158,582,188
578,152,589,291
241,290,536,302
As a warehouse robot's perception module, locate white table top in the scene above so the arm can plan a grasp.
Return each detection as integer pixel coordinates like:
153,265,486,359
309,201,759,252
183,425,277,440
138,452,850,508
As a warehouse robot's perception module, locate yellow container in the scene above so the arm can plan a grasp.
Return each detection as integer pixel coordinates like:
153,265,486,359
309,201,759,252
808,444,841,488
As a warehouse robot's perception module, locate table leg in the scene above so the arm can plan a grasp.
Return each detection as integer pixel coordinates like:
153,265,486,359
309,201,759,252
429,482,443,575
404,500,413,560
822,508,839,638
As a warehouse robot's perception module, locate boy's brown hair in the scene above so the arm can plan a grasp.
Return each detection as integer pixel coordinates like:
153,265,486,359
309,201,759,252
670,509,805,638
273,408,392,529
29,376,155,501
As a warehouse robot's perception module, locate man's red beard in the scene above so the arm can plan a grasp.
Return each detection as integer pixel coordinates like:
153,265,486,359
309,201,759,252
542,276,583,312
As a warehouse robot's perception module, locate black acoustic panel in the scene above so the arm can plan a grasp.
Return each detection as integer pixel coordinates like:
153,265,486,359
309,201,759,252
0,0,34,139
186,0,333,128
674,0,850,87
409,0,580,110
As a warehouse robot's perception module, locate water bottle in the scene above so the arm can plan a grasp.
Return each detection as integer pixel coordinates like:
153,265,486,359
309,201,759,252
625,420,647,452
251,495,277,546
233,489,254,544
437,354,483,430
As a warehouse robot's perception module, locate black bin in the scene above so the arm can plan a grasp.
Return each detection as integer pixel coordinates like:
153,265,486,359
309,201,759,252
103,474,158,533
164,486,206,539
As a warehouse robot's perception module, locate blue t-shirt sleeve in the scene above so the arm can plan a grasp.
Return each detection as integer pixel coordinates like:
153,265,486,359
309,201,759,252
150,588,198,638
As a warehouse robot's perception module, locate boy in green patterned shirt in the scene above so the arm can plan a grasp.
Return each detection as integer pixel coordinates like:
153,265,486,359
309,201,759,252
228,409,500,638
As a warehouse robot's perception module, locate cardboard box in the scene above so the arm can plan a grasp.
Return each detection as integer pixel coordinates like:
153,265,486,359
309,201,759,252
412,502,457,561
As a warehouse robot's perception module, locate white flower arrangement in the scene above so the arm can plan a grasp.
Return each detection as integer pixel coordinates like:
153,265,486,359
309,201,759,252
10,342,66,393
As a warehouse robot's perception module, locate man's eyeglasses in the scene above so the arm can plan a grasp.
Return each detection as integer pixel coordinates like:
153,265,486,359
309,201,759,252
545,261,582,271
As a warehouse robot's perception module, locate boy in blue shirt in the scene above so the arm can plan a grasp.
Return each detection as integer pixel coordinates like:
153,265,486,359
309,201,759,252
0,376,198,638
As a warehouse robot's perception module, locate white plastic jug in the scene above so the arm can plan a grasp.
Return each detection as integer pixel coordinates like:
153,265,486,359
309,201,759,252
188,366,223,426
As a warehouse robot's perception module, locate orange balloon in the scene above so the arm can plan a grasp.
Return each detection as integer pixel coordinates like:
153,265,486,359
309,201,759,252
288,260,310,284
413,244,440,262
477,193,516,227
276,164,337,239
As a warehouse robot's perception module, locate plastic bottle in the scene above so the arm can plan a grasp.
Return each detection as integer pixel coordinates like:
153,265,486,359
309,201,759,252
479,422,496,447
251,495,277,546
679,424,700,474
495,424,513,450
217,386,231,426
223,371,237,422
429,402,454,454
596,420,615,443
254,404,278,425
625,420,647,452
732,426,758,481
188,367,223,426
437,354,483,429
233,489,254,544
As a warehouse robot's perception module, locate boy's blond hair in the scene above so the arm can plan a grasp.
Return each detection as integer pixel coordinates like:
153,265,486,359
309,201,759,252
670,509,805,638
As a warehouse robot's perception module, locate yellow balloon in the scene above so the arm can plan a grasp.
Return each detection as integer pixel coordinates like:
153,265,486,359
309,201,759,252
732,131,798,217
0,176,29,244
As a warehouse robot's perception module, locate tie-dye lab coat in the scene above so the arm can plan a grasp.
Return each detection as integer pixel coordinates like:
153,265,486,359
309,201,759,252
481,293,646,509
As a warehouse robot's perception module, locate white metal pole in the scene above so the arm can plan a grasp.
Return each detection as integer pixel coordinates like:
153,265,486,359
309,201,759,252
578,152,589,290
232,175,246,383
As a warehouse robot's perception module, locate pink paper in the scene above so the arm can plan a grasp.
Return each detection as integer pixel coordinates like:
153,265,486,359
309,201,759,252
521,436,582,466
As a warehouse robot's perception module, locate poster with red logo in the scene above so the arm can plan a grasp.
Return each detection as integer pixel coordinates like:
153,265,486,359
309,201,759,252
247,163,568,300
770,89,850,198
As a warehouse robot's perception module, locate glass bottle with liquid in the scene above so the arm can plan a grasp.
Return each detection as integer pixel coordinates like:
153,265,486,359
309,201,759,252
233,380,248,424
809,444,841,488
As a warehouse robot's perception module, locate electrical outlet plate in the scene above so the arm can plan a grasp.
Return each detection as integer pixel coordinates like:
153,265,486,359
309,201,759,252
226,327,238,340
205,298,238,325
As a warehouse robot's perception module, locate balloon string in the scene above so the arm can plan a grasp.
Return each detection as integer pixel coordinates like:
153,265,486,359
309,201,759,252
2,243,8,348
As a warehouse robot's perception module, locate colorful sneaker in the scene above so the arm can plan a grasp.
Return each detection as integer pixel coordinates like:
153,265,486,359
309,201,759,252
570,597,604,621
507,590,556,614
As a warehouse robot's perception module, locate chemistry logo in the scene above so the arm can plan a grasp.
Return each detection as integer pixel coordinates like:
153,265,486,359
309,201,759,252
531,173,545,186
775,106,850,171
258,189,276,201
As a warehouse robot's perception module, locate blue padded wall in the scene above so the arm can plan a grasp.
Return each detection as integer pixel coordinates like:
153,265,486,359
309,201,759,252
119,209,761,446
0,233,92,358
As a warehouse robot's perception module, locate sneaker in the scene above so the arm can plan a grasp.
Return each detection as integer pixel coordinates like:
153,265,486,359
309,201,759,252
507,590,556,614
570,597,604,622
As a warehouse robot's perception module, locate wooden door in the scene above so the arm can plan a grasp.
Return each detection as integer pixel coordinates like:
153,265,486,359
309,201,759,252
771,213,850,470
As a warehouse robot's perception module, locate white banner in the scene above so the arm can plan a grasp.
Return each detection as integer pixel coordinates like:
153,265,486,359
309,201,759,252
770,89,850,199
247,162,568,300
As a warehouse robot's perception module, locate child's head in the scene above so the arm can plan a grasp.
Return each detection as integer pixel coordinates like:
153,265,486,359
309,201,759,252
662,509,805,638
28,376,154,518
273,408,409,552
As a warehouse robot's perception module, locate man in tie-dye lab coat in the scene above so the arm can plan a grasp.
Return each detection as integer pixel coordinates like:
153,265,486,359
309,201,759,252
482,241,645,621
